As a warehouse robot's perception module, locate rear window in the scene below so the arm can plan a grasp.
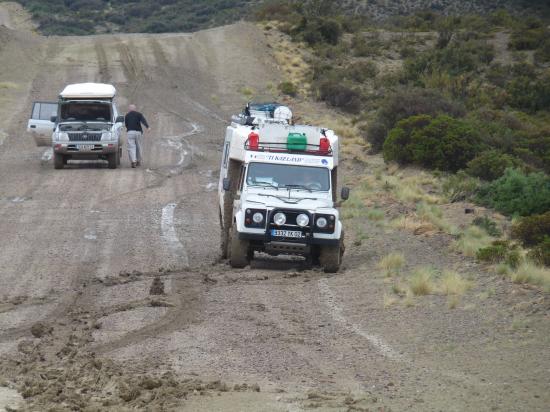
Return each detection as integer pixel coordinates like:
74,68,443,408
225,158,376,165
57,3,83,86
32,102,58,121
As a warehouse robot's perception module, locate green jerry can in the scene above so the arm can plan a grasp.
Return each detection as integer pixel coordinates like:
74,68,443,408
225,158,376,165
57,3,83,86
287,132,307,151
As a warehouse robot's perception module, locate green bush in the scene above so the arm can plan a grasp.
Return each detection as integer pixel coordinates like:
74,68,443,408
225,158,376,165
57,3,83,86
345,61,378,82
477,169,550,216
278,81,298,97
364,89,464,153
528,238,550,267
473,216,502,237
476,242,508,263
509,27,546,50
383,115,481,172
466,150,521,181
511,212,550,246
317,80,362,113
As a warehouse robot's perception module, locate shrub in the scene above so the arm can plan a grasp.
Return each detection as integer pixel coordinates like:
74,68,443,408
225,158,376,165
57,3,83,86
511,212,550,246
345,61,378,82
509,28,546,50
466,150,521,181
383,115,481,172
477,169,550,216
505,74,550,113
472,216,502,237
278,81,298,97
476,243,508,263
317,80,362,113
364,89,464,153
528,238,550,267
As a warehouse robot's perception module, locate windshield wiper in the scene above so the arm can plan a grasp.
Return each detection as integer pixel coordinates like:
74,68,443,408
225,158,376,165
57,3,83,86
283,184,312,192
248,182,279,190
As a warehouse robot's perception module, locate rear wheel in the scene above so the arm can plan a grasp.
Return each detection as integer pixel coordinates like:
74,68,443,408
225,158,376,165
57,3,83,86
53,153,64,169
229,224,249,268
107,152,118,169
219,209,229,259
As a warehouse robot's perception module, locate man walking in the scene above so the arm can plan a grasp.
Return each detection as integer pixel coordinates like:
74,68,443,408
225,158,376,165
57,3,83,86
125,104,150,168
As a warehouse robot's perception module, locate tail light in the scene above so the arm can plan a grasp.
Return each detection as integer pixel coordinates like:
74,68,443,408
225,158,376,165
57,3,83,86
248,132,259,150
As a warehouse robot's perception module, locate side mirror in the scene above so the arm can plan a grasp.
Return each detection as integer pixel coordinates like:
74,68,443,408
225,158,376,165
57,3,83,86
223,178,231,191
341,187,350,201
115,115,125,123
50,115,57,123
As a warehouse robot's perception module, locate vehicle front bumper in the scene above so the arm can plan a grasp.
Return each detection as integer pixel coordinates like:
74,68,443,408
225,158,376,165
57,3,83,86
53,142,118,156
239,232,340,246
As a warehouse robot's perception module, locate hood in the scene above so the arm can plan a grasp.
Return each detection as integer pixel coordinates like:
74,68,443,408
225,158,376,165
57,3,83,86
243,192,334,210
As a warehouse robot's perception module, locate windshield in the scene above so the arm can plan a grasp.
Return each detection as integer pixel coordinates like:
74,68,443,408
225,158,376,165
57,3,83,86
246,163,330,192
60,101,111,123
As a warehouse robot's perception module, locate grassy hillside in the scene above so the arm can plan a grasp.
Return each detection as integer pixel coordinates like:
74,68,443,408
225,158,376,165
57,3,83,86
10,0,550,35
12,0,257,35
256,1,550,276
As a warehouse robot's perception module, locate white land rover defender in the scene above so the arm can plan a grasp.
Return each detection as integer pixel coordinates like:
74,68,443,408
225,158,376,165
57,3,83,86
27,83,124,169
218,106,349,272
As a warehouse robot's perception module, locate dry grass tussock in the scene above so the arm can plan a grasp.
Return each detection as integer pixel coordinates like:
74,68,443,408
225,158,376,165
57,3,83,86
378,252,405,277
0,82,18,89
409,267,436,296
380,174,442,205
510,262,550,292
452,225,493,257
439,271,473,296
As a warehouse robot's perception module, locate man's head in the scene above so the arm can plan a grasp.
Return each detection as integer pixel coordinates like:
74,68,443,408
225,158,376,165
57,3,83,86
128,104,136,112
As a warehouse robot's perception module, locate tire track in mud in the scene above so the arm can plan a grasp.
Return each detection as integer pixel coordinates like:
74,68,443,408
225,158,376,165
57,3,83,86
94,39,110,83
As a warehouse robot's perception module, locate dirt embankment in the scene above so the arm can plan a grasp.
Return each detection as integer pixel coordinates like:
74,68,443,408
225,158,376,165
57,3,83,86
0,3,549,411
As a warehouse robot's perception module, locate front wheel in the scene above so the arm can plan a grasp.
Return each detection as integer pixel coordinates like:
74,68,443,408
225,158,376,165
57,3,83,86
53,153,64,169
107,152,118,169
229,224,249,268
219,209,229,259
319,232,345,273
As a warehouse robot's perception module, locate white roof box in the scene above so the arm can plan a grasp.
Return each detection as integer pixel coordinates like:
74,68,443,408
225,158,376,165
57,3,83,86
60,83,116,99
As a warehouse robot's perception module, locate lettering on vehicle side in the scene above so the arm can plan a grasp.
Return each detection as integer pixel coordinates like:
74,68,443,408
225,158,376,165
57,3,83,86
247,152,332,167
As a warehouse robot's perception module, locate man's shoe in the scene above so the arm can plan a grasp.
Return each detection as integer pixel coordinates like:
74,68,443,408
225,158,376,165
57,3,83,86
136,161,141,167
131,162,136,168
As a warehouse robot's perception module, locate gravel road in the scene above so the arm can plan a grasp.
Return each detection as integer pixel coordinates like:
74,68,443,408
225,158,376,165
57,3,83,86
0,3,548,411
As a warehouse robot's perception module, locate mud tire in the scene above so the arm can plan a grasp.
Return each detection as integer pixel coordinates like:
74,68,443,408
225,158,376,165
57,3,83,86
229,224,249,268
219,208,229,259
53,153,64,169
107,152,118,169
319,231,345,273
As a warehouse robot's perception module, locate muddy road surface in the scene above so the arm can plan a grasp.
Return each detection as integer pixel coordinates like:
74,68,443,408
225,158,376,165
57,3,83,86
0,3,549,411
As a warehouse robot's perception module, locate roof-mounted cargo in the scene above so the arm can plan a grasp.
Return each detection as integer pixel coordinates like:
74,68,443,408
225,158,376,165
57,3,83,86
59,83,116,100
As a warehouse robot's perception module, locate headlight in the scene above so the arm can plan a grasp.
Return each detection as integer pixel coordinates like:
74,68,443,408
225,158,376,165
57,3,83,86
252,212,264,223
316,217,328,228
296,213,309,227
273,212,286,226
56,132,69,141
101,131,113,141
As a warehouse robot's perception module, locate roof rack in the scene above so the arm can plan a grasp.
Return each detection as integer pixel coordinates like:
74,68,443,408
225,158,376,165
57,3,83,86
244,139,333,156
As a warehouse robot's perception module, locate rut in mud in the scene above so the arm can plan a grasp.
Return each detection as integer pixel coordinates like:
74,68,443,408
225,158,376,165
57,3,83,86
0,3,549,411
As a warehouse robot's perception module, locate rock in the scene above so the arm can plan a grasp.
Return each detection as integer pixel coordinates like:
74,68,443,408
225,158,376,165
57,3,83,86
149,277,165,295
30,322,51,338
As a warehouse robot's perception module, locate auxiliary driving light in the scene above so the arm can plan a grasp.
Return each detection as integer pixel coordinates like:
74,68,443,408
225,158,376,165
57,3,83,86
296,213,309,227
274,212,286,226
252,212,264,223
316,217,328,228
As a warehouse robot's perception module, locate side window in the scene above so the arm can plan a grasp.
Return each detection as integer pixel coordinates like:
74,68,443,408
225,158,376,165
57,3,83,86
32,102,58,120
222,142,230,168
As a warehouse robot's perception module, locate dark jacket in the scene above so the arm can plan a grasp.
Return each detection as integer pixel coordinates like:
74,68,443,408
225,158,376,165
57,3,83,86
125,111,149,133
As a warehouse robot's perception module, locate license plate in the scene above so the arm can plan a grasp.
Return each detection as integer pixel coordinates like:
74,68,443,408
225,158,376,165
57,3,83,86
271,229,304,238
77,144,95,151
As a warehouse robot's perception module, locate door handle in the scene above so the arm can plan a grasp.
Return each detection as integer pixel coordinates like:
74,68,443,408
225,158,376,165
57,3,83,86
30,125,36,128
